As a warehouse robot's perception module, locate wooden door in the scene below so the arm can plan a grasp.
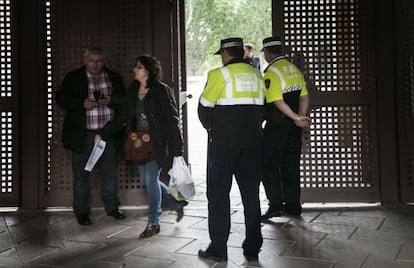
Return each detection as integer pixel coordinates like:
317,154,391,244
46,0,187,207
273,0,380,202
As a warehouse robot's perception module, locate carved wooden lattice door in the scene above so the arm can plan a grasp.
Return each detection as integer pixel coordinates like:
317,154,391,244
0,0,19,206
396,0,414,203
46,0,183,207
274,0,380,202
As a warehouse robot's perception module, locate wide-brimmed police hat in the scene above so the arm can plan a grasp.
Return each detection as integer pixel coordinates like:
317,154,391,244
214,37,244,55
260,36,282,51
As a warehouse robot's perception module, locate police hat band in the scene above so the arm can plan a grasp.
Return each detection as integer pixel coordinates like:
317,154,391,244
221,41,243,49
263,40,282,48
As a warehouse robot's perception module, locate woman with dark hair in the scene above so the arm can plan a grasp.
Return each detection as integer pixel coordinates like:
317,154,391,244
124,55,187,238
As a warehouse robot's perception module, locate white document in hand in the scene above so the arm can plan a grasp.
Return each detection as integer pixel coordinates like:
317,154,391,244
84,139,106,172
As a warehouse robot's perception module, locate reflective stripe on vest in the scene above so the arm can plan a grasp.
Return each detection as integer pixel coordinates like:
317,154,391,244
267,65,286,90
215,66,264,106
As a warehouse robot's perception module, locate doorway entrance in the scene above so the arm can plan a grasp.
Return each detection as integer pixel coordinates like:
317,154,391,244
184,0,382,203
184,0,272,184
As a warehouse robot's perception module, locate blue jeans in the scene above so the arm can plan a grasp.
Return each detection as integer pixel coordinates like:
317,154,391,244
138,160,181,225
72,131,120,215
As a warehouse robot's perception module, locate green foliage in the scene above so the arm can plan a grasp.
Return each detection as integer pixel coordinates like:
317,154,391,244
185,0,272,76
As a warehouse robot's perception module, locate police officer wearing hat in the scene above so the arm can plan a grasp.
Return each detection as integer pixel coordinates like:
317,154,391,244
198,37,264,262
260,36,311,219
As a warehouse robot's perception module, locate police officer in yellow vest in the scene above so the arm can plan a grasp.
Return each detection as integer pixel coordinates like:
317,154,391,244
261,36,311,219
198,37,264,262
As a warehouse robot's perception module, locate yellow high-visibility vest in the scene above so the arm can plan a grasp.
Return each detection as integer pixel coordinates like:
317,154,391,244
264,57,308,103
200,62,264,108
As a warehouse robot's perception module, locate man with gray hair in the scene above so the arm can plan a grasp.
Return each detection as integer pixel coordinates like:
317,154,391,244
56,47,126,225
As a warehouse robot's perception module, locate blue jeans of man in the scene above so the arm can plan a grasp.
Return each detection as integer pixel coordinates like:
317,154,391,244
138,160,181,225
72,131,120,216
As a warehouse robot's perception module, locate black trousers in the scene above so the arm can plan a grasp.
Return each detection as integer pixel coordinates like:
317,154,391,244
206,142,263,258
262,124,302,213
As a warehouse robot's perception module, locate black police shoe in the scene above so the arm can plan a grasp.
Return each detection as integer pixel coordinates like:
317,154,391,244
284,204,302,216
76,213,92,225
198,248,227,262
261,208,283,220
107,209,126,219
244,254,259,262
285,209,302,216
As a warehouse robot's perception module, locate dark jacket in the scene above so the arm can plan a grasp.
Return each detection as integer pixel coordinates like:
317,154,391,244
245,56,261,71
124,80,183,167
56,66,125,153
198,59,264,148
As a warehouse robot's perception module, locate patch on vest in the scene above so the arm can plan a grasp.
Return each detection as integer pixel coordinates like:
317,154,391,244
265,79,271,89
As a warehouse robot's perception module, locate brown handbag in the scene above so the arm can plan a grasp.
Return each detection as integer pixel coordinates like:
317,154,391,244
124,131,156,164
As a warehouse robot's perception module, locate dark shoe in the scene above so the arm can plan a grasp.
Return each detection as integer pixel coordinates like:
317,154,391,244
261,208,283,220
244,254,258,262
107,209,126,220
285,209,301,216
139,224,160,238
76,214,92,226
285,204,302,216
176,207,184,222
198,249,227,262
175,200,188,222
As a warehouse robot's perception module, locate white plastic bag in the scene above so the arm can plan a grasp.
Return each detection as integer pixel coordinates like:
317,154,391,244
168,156,195,200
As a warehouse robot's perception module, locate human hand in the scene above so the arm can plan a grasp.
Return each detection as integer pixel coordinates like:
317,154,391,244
97,95,110,106
84,98,98,110
94,134,102,143
294,115,311,128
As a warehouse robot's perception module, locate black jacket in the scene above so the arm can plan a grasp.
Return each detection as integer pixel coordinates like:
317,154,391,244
56,66,125,153
198,59,263,148
124,80,183,166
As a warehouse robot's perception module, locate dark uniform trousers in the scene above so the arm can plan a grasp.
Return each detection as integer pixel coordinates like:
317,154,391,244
207,142,263,258
262,124,302,213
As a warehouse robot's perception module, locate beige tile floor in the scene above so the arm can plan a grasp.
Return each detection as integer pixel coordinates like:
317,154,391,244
1,177,414,268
